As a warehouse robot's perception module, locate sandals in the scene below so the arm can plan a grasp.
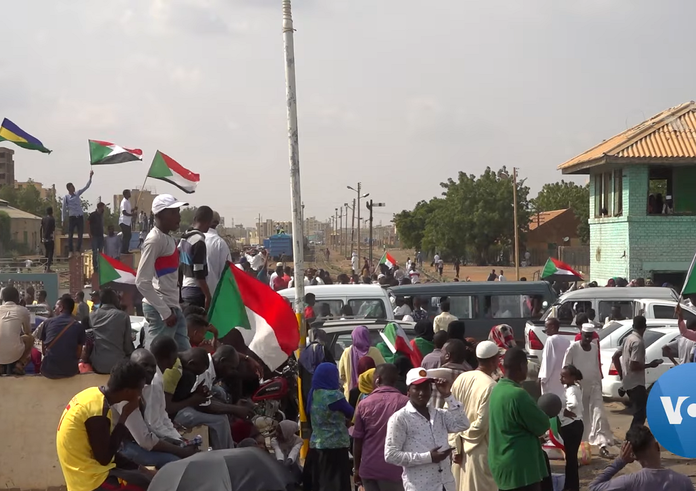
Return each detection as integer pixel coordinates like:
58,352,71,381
599,446,611,458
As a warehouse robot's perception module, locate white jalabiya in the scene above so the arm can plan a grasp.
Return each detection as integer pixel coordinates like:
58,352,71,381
538,334,572,403
563,341,615,447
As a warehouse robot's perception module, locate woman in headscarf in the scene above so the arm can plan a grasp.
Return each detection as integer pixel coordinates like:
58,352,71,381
489,324,516,376
306,363,353,491
348,356,376,408
409,320,435,365
338,326,385,399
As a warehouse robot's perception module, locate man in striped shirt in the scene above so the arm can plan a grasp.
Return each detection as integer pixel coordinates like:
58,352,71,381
63,170,93,256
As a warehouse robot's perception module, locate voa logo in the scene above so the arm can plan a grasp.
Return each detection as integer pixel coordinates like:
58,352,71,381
647,363,696,457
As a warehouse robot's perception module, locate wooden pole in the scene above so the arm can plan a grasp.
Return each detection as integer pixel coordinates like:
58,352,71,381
513,167,520,281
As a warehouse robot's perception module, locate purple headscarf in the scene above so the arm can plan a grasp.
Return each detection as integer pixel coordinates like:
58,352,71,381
350,326,372,388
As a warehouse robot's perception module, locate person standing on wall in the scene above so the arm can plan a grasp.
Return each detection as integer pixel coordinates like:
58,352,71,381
63,170,93,257
119,189,137,255
41,206,56,272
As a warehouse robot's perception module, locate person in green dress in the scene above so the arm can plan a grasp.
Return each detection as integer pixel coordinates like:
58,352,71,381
488,347,551,491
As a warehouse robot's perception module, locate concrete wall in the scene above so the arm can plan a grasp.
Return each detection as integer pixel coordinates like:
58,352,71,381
0,374,108,490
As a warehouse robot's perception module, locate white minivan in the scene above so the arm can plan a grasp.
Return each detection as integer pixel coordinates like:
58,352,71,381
279,284,395,321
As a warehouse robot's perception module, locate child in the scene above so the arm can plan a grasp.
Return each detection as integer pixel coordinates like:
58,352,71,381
185,313,219,354
271,420,303,482
560,365,584,491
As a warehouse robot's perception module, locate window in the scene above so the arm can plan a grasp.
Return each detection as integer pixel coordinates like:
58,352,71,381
483,295,529,319
598,301,634,324
613,169,623,216
314,300,344,318
618,329,663,349
348,299,387,319
598,321,625,341
594,174,603,217
603,172,611,216
648,167,673,215
429,295,476,319
594,172,613,217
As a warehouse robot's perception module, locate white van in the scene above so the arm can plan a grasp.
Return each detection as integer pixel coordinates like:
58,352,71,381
279,284,395,321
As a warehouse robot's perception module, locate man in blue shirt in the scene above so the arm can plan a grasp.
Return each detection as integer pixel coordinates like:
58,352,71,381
63,170,93,256
40,295,86,379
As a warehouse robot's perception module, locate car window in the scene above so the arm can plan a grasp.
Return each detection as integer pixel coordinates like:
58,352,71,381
428,295,476,319
598,322,624,341
617,329,663,349
314,300,344,318
348,299,387,319
483,295,529,319
653,304,694,321
598,301,633,324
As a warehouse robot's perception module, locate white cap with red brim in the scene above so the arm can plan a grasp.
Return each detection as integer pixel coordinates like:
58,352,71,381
406,368,433,386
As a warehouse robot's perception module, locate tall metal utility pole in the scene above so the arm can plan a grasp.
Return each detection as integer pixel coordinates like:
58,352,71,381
513,167,520,281
350,198,356,255
334,208,338,250
366,199,386,269
344,203,349,258
282,0,305,320
338,208,343,256
348,183,369,270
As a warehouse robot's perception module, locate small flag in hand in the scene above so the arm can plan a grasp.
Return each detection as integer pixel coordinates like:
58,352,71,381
89,140,143,165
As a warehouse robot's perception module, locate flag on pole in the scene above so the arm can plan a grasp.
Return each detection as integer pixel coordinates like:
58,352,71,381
98,253,136,286
147,150,200,194
0,118,51,153
379,251,397,269
380,322,420,367
681,252,696,296
89,140,143,165
208,262,299,370
540,257,583,281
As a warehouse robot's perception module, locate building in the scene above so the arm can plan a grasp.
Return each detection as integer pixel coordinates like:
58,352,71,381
113,188,156,219
525,209,581,263
14,180,52,200
0,199,41,252
559,101,696,287
0,147,15,186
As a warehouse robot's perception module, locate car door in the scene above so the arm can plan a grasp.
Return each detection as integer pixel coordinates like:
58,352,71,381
645,332,678,387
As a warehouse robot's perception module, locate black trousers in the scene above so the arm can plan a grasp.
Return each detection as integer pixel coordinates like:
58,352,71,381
627,385,648,427
44,240,54,269
68,216,84,252
559,420,584,491
308,447,351,491
120,223,132,254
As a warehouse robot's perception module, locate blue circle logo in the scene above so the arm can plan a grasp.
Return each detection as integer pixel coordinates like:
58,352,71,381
647,363,696,457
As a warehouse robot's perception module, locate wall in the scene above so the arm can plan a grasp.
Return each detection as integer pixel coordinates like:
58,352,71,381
0,373,109,490
10,217,41,252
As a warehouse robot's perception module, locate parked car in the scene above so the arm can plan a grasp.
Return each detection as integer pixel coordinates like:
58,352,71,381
525,287,693,361
280,285,394,321
598,319,679,352
388,281,557,340
600,326,679,399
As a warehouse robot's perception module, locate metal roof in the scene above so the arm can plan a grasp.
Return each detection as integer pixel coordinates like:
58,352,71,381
0,199,41,220
528,209,569,231
559,101,696,174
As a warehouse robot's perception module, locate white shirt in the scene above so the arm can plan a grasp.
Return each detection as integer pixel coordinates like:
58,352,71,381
288,277,310,288
0,302,31,365
433,255,440,264
563,341,602,384
538,334,572,400
351,255,359,271
497,275,506,281
269,271,278,287
112,400,159,451
394,304,412,317
385,395,470,491
560,384,583,426
247,253,265,272
204,228,232,296
144,367,184,441
119,198,132,226
409,270,420,284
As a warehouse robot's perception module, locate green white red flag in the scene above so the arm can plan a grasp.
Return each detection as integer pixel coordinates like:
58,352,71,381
89,140,143,165
380,322,420,367
98,253,136,286
208,262,300,370
541,257,582,280
148,150,200,194
379,251,397,269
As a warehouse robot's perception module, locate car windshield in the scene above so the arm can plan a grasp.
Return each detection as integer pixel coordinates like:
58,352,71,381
598,322,624,341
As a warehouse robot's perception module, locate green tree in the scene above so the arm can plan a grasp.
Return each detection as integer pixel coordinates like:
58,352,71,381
531,180,589,244
179,206,198,232
393,200,436,251
0,211,10,254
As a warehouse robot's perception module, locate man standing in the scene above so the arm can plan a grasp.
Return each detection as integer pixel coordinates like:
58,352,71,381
118,189,137,255
204,211,232,297
612,316,663,428
450,340,499,491
564,324,615,457
434,300,457,333
385,368,469,491
354,364,409,491
103,225,121,260
40,206,56,272
88,202,105,272
178,206,213,310
432,340,472,409
538,317,571,400
0,286,33,375
489,348,550,491
63,170,93,256
136,194,190,351
487,269,497,281
497,270,506,282
421,331,449,370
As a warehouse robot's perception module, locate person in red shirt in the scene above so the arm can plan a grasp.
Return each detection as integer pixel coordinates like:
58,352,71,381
304,293,317,323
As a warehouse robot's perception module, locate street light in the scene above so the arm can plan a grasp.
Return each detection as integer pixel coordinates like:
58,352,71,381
347,184,369,267
366,199,386,268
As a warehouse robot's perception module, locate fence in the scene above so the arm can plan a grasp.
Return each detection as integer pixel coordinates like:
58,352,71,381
558,246,590,276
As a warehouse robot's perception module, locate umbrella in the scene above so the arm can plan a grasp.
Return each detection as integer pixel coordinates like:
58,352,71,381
540,257,583,283
148,447,294,491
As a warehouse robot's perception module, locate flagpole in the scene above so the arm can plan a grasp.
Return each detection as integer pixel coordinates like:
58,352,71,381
282,0,309,456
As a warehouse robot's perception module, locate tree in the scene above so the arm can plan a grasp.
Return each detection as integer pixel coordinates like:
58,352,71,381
179,206,198,232
531,180,589,244
393,200,436,251
0,211,10,254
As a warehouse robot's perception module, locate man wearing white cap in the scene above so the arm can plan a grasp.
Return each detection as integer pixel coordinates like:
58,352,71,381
563,323,615,457
538,317,571,400
449,340,500,491
385,367,469,491
136,194,190,351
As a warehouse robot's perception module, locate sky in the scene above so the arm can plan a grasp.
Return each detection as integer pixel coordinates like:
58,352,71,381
3,0,696,227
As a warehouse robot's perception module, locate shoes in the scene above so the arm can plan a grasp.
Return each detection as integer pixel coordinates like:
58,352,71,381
600,446,611,458
618,387,626,398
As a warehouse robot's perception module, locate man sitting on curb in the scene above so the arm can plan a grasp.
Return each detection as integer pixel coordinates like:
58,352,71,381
0,286,33,375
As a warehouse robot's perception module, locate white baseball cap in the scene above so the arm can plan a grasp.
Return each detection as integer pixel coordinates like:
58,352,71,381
475,340,500,359
406,367,433,386
152,194,188,215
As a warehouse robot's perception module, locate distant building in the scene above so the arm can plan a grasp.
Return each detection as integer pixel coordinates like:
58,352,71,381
559,101,696,287
14,179,51,200
0,147,15,186
526,209,581,259
0,198,41,251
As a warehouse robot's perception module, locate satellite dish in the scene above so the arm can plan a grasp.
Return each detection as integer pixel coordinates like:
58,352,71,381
563,237,570,242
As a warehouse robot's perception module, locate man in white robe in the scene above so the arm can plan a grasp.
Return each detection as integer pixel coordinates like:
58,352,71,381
449,340,499,491
538,317,571,401
563,324,615,457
